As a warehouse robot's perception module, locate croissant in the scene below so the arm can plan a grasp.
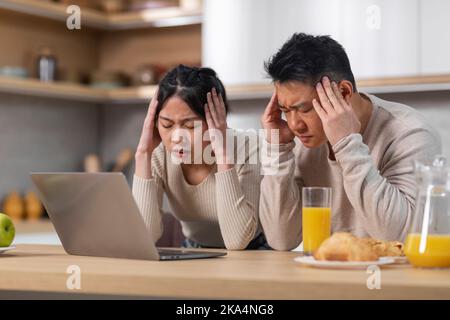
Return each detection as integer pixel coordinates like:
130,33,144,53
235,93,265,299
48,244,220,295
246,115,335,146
314,233,379,261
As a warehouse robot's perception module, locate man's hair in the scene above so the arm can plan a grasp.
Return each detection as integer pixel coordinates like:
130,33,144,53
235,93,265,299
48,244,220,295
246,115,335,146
265,33,356,91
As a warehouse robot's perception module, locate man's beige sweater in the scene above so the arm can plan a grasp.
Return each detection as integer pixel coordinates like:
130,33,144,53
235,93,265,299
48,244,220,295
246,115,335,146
260,93,442,250
132,134,261,250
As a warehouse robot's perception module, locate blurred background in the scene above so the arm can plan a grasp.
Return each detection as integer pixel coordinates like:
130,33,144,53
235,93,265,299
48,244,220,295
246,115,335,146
0,0,449,245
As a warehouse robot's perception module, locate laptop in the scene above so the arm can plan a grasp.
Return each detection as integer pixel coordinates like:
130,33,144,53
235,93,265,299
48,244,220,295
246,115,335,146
30,172,227,261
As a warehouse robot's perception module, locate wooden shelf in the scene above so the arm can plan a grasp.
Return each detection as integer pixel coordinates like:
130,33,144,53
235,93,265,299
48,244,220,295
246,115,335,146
0,76,107,103
2,75,450,104
0,0,202,30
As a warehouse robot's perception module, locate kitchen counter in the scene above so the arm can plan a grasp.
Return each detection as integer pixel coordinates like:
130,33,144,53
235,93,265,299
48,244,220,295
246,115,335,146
0,245,449,299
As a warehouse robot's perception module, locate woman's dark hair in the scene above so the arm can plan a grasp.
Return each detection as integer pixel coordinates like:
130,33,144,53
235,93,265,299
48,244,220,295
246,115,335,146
156,64,229,118
265,33,356,92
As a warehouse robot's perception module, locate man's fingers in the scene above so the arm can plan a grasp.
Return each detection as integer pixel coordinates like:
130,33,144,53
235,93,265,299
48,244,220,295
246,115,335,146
331,81,350,109
322,77,343,112
316,82,334,114
312,98,327,121
263,91,280,118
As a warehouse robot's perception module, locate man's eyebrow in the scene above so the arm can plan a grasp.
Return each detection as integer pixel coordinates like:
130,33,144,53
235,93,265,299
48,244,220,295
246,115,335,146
279,101,307,109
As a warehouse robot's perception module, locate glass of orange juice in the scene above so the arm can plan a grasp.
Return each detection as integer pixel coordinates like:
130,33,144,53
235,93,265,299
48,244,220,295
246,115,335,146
302,187,332,255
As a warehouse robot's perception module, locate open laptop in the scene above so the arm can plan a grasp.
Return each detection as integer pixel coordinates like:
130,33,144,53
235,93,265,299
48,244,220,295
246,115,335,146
30,172,227,261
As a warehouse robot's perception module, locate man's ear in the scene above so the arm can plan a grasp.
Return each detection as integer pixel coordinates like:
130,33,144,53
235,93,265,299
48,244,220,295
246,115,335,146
338,80,353,104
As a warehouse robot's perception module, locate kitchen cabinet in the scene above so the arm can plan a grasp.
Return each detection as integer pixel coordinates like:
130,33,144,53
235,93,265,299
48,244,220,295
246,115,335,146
202,0,340,85
420,0,450,75
338,0,420,79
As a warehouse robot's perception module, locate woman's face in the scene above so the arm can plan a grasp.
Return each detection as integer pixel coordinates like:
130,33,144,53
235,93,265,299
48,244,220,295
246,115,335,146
157,96,210,164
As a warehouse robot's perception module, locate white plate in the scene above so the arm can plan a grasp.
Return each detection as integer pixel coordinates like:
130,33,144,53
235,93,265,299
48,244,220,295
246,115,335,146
385,256,408,264
0,246,15,254
294,256,396,270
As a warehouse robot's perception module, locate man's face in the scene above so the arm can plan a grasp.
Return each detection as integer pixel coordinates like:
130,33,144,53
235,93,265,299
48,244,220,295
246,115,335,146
275,81,327,148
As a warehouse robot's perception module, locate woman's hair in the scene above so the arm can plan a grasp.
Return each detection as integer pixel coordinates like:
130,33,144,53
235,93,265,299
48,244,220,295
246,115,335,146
156,64,229,118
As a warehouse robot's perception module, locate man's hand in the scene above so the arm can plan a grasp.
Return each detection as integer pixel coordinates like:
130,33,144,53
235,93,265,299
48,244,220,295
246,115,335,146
261,92,295,144
312,77,361,146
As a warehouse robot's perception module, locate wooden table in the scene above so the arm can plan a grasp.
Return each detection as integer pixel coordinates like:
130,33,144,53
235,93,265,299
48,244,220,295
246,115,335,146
0,245,449,299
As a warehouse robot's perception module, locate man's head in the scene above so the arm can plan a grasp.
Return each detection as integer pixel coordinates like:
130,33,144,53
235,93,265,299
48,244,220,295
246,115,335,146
265,33,356,148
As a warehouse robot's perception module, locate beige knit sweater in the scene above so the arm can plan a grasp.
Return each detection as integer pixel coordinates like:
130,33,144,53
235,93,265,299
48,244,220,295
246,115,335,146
260,93,442,250
132,133,261,250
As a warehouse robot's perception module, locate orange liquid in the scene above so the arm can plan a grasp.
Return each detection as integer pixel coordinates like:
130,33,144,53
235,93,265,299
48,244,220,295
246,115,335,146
302,207,331,253
405,233,450,268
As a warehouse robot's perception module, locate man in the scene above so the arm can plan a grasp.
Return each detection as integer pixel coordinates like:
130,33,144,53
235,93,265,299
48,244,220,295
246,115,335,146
259,33,442,250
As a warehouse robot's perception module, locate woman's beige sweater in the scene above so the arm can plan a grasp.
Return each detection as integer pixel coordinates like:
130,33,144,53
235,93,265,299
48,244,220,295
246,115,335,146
132,133,261,250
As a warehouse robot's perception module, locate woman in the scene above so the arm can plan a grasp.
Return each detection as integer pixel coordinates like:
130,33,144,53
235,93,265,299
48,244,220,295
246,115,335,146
132,65,266,250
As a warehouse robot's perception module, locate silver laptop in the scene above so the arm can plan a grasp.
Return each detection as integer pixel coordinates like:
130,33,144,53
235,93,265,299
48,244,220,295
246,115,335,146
30,172,226,261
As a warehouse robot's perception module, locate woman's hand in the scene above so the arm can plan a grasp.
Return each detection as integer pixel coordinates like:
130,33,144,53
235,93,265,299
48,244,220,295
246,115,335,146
205,87,233,171
135,87,161,179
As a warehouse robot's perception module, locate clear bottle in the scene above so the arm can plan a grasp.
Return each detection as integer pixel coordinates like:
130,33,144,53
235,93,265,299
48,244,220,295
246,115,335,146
405,155,450,268
37,47,57,82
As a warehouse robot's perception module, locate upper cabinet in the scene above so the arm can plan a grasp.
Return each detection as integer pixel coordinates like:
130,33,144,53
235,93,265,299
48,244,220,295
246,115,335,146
202,0,272,85
338,0,420,79
204,0,450,84
202,0,341,85
420,0,450,75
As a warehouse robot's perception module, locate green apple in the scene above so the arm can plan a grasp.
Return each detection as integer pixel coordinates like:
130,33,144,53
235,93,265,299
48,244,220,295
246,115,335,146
0,213,15,247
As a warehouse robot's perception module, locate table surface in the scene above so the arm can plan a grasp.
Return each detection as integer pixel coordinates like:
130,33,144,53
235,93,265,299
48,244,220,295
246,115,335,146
0,244,449,299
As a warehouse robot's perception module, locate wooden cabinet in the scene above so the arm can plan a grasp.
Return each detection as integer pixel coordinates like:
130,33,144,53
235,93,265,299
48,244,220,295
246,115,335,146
0,0,202,92
1,0,450,102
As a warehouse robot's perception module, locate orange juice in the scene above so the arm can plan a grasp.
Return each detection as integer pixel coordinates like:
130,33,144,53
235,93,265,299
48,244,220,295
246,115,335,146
405,233,450,268
302,207,331,253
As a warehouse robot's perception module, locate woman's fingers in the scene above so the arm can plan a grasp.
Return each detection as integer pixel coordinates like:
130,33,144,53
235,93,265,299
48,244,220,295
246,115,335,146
211,87,225,118
204,103,215,129
145,86,159,123
207,91,219,126
148,86,159,111
137,87,160,153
